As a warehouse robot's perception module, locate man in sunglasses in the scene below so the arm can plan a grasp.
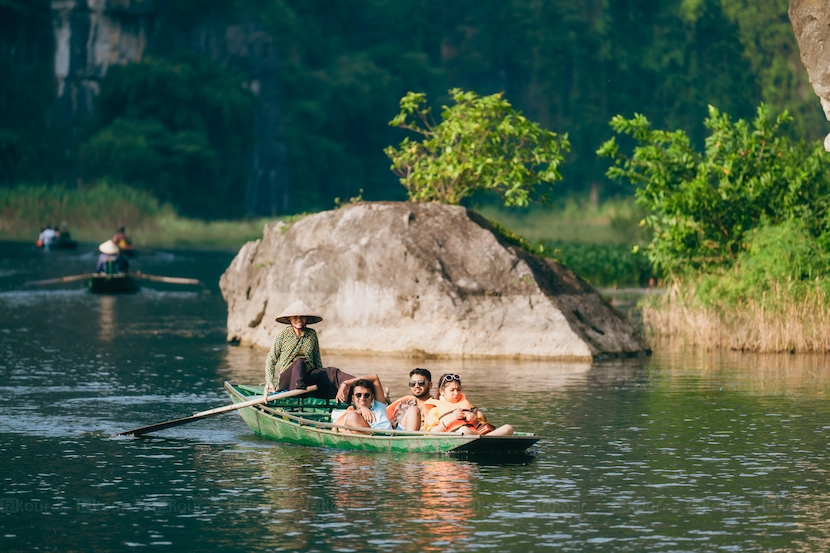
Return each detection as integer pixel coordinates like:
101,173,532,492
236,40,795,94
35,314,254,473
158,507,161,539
333,376,393,431
389,368,433,431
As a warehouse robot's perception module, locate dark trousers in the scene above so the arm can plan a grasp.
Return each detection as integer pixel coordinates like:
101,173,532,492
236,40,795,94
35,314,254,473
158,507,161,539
278,358,354,399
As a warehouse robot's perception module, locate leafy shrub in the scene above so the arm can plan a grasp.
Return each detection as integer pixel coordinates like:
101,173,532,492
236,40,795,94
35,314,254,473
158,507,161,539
385,88,569,207
692,219,830,307
598,104,830,278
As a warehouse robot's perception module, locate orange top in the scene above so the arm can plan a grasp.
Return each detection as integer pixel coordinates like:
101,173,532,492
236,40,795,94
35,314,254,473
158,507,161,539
423,393,474,432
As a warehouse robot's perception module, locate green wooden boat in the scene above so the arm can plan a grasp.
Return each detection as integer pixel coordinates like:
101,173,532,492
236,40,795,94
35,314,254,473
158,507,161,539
87,273,139,294
224,382,540,454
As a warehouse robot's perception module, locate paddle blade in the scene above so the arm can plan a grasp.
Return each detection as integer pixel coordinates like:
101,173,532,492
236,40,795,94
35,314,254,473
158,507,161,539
115,385,318,437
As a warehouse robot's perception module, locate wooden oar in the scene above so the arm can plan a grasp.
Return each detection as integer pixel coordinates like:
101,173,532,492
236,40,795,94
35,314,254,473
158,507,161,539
134,271,203,286
25,273,91,286
115,385,318,437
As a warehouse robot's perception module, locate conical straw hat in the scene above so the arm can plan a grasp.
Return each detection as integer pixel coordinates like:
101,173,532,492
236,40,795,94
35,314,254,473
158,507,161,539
98,239,119,255
275,300,322,324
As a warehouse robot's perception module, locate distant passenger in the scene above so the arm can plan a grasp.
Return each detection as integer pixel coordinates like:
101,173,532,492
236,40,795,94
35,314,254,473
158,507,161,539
112,226,133,252
59,222,71,241
96,239,129,274
38,227,57,247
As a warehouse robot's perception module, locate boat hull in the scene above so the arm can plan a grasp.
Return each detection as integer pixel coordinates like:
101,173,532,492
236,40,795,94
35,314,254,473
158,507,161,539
87,274,139,294
225,382,539,454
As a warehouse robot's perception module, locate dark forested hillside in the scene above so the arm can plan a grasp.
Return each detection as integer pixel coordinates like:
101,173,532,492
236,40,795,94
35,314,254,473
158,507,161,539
0,0,819,218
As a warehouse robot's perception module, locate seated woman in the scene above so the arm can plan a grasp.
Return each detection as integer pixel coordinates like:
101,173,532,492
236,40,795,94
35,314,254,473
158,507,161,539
424,373,513,436
333,376,393,431
264,300,354,399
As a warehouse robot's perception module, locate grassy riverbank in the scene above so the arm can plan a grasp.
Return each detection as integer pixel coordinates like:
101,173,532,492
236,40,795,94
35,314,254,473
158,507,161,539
639,221,830,352
479,200,654,288
0,183,277,249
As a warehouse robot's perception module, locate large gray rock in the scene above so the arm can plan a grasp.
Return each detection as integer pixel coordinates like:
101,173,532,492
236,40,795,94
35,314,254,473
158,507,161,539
220,202,649,360
790,0,830,149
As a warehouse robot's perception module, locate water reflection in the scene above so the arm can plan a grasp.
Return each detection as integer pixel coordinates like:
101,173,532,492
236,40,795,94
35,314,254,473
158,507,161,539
654,349,830,397
219,345,594,395
97,295,116,342
413,460,476,550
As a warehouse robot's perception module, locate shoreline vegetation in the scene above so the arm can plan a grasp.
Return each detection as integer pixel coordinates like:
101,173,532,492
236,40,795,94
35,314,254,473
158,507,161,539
7,181,828,354
643,282,830,353
0,183,284,250
1,182,653,287
599,105,830,354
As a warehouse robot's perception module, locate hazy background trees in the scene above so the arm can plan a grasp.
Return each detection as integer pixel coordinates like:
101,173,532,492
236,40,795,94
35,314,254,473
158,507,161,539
0,0,819,218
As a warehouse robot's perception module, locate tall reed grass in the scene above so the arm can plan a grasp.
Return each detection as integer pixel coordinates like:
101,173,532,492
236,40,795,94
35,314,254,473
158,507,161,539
0,182,167,237
642,281,830,352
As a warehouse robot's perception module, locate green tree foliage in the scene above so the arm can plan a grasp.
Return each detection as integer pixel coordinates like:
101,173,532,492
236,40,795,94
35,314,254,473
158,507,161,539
598,104,830,277
0,0,55,185
692,218,830,306
247,0,797,211
719,0,819,137
79,55,254,218
384,89,569,206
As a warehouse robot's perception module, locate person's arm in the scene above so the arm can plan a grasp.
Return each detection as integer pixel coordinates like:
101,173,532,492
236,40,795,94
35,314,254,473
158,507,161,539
264,331,283,393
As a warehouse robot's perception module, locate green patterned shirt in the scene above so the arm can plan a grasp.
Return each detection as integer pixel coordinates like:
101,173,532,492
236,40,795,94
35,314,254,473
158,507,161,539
265,326,323,388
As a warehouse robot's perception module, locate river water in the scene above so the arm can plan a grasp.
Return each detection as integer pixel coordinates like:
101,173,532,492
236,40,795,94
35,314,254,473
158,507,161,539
1,241,829,552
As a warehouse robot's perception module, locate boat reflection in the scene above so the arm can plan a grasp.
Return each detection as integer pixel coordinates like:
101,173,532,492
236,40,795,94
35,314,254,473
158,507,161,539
409,459,477,551
97,294,116,342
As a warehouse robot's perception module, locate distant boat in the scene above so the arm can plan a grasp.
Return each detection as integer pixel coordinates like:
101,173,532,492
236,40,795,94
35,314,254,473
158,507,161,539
25,271,202,294
224,382,540,454
87,273,139,294
37,237,78,250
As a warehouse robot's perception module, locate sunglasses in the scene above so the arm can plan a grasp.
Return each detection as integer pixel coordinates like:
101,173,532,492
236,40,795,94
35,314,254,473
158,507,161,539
353,392,372,399
409,380,427,387
439,374,461,386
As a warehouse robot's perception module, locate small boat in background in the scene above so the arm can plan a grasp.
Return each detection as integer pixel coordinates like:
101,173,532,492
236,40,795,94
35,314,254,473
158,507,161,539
36,235,78,250
224,382,540,454
25,271,203,294
87,273,139,294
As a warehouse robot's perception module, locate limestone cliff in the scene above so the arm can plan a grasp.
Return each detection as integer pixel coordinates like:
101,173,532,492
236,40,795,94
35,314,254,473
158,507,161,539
220,202,650,360
46,0,287,213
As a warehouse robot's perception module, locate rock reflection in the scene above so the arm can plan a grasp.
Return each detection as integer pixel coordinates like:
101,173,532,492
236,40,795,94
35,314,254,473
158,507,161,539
219,346,593,396
655,349,830,397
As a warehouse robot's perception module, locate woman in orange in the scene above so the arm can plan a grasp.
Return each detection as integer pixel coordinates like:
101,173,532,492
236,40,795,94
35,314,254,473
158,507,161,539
424,373,514,436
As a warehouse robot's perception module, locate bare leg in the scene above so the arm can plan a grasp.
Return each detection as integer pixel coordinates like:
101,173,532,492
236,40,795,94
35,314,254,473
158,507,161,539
399,405,421,431
334,410,371,434
487,424,514,436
